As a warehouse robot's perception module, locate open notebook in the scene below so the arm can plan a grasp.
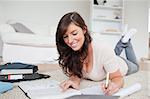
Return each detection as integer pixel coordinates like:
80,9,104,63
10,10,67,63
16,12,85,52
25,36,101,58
18,79,141,99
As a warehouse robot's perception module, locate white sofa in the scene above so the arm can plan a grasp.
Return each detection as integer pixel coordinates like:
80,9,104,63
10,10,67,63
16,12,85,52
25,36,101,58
0,21,58,64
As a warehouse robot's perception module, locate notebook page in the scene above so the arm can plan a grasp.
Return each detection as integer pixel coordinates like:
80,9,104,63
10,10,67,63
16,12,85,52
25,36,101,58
113,83,142,97
80,83,141,97
19,80,59,92
19,80,81,99
80,86,104,95
28,86,81,99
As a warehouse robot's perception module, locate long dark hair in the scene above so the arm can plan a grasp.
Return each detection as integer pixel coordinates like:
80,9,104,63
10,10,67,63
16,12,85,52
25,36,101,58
56,12,92,78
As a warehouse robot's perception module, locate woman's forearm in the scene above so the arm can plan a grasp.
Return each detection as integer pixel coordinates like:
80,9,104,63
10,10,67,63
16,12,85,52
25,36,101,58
111,76,124,88
109,69,124,89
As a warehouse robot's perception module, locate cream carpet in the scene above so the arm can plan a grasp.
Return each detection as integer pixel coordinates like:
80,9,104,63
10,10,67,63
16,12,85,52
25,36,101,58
0,70,149,99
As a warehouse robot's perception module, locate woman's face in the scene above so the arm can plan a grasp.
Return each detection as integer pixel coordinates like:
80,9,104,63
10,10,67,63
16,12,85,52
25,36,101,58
63,23,86,51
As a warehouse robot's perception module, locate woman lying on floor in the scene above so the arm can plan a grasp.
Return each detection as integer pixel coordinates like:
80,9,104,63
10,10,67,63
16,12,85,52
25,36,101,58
55,12,139,95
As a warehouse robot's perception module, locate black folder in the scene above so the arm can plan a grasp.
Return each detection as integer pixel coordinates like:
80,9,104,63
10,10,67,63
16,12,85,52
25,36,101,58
0,73,50,82
66,95,119,99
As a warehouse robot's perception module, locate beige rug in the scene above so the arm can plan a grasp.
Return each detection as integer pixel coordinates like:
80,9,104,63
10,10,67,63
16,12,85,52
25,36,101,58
0,70,149,99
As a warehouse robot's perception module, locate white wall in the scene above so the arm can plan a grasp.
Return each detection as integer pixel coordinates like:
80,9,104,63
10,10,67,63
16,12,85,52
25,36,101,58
124,0,149,60
149,0,150,33
149,8,150,33
0,5,3,24
0,4,4,57
0,0,90,27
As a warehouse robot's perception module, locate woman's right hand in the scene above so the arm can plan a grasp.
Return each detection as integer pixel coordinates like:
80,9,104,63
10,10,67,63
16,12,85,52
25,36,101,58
60,76,81,91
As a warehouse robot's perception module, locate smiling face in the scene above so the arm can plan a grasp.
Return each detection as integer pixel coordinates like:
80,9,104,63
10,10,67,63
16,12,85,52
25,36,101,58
63,23,86,51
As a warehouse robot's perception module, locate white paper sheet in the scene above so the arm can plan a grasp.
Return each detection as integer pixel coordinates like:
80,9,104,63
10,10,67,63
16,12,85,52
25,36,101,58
113,83,142,97
19,80,142,99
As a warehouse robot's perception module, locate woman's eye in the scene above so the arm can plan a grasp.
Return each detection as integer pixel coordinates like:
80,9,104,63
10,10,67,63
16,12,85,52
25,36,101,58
63,35,68,39
72,32,78,35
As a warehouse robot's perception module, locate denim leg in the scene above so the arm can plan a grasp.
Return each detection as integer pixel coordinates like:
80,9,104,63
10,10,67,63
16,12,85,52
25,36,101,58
114,38,139,75
124,41,139,75
114,38,128,56
123,59,139,75
125,41,138,66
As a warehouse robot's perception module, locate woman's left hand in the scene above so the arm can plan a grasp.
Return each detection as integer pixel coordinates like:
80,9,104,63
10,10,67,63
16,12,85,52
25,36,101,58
101,81,120,95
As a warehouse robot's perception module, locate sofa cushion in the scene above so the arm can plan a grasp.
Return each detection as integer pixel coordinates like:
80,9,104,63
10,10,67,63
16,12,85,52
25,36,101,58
13,21,51,36
1,32,56,47
10,23,34,34
24,23,51,36
7,20,54,36
0,24,16,33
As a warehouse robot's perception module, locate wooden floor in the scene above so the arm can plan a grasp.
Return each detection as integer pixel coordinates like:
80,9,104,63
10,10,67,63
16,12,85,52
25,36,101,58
38,63,61,72
37,60,150,73
0,58,149,72
139,60,150,71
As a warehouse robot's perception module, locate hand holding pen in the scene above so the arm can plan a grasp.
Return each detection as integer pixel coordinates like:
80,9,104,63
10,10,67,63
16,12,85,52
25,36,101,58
101,72,120,95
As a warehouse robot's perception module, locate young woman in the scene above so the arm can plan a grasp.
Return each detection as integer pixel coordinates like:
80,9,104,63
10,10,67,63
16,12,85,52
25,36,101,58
55,12,139,95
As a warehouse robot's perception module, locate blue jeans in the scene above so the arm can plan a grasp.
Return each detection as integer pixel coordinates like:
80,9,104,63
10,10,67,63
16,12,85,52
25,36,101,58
114,38,139,75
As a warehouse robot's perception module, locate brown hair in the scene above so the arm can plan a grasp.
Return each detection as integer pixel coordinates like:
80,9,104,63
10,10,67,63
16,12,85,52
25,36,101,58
56,12,92,78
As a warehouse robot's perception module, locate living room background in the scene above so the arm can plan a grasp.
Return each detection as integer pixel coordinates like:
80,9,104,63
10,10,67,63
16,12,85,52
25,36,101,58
0,0,149,61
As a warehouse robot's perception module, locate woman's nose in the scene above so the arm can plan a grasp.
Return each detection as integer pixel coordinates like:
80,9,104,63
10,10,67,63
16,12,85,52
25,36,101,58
68,35,73,44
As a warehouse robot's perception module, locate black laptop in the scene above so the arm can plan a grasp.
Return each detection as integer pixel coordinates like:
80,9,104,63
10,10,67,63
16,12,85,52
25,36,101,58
66,95,119,99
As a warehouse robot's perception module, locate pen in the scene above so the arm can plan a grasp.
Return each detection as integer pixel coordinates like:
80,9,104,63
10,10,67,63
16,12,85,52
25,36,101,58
18,86,31,99
105,72,109,89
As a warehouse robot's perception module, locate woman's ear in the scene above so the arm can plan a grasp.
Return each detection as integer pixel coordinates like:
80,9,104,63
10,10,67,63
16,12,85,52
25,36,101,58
83,26,87,34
